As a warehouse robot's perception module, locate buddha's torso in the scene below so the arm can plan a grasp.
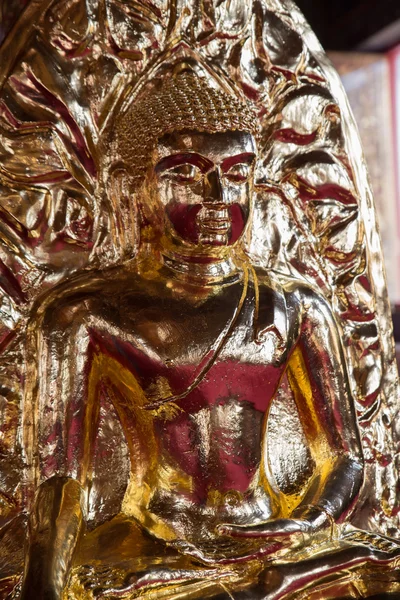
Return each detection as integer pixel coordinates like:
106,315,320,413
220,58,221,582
49,265,301,558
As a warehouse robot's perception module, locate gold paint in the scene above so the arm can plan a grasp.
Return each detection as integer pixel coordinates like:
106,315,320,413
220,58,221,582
285,346,336,511
287,346,332,454
1,0,400,598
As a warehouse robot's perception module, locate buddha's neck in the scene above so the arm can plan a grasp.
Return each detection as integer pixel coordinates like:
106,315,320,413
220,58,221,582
161,249,241,284
162,252,239,283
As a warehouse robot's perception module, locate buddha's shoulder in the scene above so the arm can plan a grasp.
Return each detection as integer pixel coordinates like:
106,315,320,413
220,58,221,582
253,266,330,311
30,262,156,326
253,268,334,342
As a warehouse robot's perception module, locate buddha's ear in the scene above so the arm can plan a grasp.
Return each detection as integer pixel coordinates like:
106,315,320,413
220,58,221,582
106,163,141,259
136,169,164,234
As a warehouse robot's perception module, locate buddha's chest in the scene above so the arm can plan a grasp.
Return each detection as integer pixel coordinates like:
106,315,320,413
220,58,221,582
89,283,291,413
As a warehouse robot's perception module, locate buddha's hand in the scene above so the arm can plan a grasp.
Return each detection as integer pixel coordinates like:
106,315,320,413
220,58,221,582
216,505,334,543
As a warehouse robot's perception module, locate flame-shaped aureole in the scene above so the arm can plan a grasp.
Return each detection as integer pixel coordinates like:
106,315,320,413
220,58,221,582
0,1,400,598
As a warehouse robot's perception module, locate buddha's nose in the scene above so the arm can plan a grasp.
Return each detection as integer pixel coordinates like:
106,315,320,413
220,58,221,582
204,168,225,204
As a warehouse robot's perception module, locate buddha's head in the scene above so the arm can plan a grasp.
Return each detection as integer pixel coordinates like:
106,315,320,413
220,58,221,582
116,68,259,254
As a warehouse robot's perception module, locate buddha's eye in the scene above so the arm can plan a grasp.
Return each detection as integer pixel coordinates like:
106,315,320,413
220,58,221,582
163,164,203,184
224,163,252,183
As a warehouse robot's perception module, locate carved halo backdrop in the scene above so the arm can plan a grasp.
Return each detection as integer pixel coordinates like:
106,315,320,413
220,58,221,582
0,0,398,537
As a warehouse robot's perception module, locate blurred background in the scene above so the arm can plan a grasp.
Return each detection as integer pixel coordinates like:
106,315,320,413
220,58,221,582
297,0,400,52
2,0,400,337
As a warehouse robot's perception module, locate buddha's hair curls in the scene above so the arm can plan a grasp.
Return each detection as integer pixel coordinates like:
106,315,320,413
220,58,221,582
115,70,259,186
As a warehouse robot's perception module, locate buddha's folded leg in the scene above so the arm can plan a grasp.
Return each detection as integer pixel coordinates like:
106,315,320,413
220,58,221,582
5,509,400,600
17,511,399,600
68,514,262,600
254,532,400,600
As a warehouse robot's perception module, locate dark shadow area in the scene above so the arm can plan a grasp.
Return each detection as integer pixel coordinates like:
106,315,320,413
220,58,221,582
296,0,400,50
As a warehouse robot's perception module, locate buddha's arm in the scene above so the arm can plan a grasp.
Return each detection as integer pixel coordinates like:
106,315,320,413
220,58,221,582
21,299,96,599
219,287,363,540
285,288,364,525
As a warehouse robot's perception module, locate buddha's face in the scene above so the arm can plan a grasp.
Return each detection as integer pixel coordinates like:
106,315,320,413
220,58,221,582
150,130,256,248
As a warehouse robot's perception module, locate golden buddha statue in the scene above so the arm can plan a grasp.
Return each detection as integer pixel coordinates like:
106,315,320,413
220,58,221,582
1,1,400,599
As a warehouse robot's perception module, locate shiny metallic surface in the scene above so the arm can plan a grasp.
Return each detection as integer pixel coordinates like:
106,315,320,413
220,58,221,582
0,0,400,598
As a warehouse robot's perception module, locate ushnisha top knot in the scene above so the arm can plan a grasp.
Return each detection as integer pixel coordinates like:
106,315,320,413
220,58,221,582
115,70,259,186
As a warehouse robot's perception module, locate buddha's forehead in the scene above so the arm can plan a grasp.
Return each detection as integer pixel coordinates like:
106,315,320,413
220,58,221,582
156,130,257,162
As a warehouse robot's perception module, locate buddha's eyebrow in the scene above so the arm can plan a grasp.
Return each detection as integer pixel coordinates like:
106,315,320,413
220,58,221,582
221,153,256,172
155,153,213,173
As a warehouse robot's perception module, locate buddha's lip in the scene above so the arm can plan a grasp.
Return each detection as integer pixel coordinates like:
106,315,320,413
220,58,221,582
202,208,230,219
198,206,231,231
200,220,230,232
